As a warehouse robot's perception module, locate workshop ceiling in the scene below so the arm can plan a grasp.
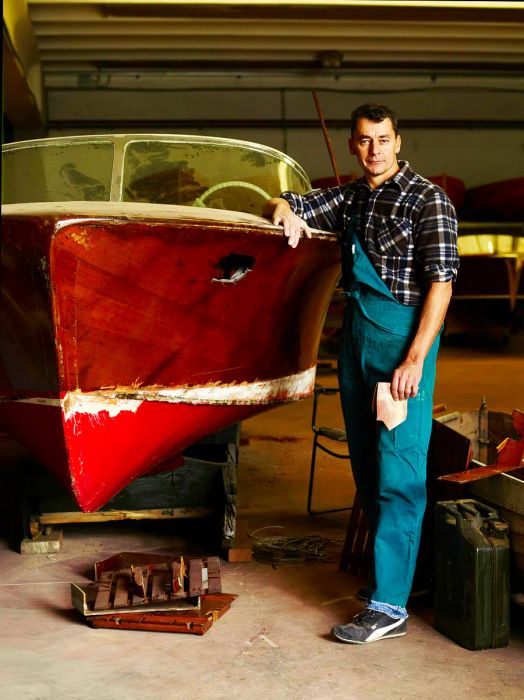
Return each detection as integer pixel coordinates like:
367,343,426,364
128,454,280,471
27,0,524,82
5,1,524,135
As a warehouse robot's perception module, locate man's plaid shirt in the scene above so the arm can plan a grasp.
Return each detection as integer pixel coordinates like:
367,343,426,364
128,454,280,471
281,161,459,306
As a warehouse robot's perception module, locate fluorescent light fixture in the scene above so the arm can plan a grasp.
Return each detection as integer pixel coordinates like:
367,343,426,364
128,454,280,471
25,1,524,8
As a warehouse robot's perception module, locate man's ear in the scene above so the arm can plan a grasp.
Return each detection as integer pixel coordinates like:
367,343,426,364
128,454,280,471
395,134,402,154
348,138,356,155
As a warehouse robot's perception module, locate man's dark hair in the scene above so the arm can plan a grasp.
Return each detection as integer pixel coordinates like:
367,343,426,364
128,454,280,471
350,103,399,135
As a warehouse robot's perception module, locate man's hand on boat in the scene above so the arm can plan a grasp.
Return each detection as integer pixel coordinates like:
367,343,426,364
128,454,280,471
262,198,312,248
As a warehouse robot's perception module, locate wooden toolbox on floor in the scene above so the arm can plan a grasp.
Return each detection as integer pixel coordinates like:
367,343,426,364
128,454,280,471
71,552,236,635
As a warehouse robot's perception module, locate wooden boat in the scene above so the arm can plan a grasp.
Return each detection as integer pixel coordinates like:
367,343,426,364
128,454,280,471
1,134,340,511
463,177,524,221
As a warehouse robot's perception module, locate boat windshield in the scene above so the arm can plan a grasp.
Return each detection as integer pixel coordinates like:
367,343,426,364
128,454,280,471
2,141,114,204
2,135,310,215
122,139,309,214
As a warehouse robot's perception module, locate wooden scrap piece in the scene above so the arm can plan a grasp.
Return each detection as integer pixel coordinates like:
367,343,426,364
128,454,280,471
132,566,149,599
151,572,167,601
439,408,524,484
171,560,181,595
189,558,203,596
113,570,131,608
171,557,186,597
83,552,229,618
206,556,222,594
94,570,114,611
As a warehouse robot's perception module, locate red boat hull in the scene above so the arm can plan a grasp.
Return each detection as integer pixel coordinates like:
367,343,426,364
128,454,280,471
1,203,340,510
463,178,524,221
426,175,465,212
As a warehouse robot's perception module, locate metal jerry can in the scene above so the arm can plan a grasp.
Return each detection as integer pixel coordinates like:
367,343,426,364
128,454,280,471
434,499,510,650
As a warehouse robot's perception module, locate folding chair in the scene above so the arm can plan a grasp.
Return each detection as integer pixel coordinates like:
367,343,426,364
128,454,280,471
307,385,352,515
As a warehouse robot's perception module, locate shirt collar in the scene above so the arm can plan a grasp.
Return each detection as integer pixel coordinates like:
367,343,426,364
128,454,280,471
391,161,414,190
355,160,413,193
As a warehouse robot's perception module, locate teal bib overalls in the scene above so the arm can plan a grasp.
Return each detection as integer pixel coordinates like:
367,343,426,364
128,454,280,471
338,220,439,611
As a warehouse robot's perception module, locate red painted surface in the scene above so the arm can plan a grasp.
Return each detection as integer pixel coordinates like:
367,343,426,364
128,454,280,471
426,174,466,211
439,410,524,484
0,208,341,510
0,398,262,511
463,177,524,221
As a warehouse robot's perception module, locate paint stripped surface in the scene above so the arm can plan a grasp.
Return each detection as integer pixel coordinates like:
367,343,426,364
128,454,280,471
62,366,316,418
3,367,316,420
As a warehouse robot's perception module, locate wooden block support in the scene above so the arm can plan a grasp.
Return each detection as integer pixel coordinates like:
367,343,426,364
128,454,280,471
20,528,63,554
225,519,252,562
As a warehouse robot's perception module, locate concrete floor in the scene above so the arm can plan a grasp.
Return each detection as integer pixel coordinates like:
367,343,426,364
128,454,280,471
1,330,523,700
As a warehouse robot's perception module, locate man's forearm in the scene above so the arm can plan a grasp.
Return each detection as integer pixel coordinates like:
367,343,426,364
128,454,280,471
262,197,311,248
405,281,452,364
391,280,452,400
262,197,290,219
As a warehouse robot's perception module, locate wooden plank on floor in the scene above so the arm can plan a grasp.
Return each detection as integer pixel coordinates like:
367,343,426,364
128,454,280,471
39,507,216,525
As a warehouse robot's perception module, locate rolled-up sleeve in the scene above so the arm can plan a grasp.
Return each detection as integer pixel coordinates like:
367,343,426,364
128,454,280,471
281,187,345,232
416,190,459,284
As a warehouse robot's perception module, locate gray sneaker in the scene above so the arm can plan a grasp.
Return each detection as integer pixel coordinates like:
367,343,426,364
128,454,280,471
331,609,407,644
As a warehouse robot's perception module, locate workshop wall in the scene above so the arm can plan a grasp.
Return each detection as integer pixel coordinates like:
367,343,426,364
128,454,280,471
46,82,524,188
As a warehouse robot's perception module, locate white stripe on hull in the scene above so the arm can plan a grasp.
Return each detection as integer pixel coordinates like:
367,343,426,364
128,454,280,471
2,367,317,419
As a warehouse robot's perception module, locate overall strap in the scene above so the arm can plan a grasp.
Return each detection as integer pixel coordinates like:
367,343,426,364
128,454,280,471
341,186,370,292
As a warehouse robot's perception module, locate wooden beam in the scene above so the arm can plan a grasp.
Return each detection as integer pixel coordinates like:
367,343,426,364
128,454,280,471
38,507,216,524
46,117,524,130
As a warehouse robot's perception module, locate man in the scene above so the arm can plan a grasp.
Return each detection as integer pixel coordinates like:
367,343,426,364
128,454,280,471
262,103,459,644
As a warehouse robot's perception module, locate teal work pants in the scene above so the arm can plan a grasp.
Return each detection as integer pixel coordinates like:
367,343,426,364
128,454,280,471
338,294,439,609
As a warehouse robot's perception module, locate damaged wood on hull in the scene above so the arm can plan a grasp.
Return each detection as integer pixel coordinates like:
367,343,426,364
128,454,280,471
63,367,317,414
